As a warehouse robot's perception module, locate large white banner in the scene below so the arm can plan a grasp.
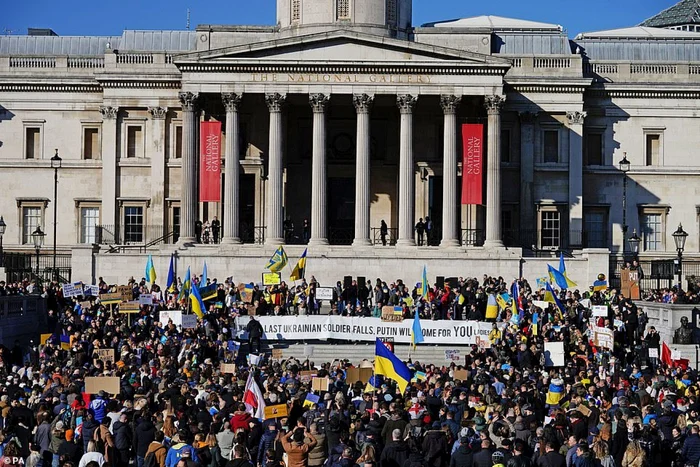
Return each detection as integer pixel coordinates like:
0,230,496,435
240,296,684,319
234,316,501,346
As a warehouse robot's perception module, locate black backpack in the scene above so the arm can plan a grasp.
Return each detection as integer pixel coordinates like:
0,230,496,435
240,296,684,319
144,445,166,467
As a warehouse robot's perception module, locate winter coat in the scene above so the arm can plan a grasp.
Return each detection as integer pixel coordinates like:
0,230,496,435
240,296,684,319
422,430,449,467
89,398,108,423
307,433,326,467
230,412,252,433
449,444,473,467
621,451,645,467
681,433,700,466
257,430,277,465
135,419,157,458
216,429,235,461
145,442,168,467
380,440,409,467
112,421,131,451
82,419,99,453
35,421,52,454
165,443,199,467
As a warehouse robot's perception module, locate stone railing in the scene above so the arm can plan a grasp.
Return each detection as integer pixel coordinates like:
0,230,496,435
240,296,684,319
0,52,178,75
502,54,582,78
584,60,700,83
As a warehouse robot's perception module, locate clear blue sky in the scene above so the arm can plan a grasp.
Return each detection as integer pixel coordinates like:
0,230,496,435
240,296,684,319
3,0,681,37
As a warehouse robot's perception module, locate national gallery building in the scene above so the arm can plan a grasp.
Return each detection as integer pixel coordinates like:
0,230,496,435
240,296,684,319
0,0,699,285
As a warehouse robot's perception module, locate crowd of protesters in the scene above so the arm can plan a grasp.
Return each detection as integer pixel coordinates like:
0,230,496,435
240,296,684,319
0,271,699,467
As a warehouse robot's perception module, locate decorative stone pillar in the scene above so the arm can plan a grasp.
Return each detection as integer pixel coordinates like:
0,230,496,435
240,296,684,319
396,94,418,246
178,92,199,243
519,111,537,232
99,106,118,228
265,92,286,245
440,95,461,247
147,106,167,230
221,93,242,244
567,110,586,247
484,95,505,248
308,93,330,246
352,93,373,246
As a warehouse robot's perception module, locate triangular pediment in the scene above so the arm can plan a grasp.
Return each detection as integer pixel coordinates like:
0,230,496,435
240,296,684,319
175,29,510,67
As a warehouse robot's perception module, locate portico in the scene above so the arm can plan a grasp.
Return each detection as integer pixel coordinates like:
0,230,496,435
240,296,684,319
174,30,511,249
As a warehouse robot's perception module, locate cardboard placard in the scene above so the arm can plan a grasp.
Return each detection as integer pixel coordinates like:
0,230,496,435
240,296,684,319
117,285,133,302
381,306,404,322
264,404,288,419
591,306,608,317
238,284,254,304
592,326,614,349
620,270,640,300
300,370,316,383
220,363,237,374
303,345,314,357
453,369,469,381
272,349,283,359
316,287,334,301
95,348,115,363
40,333,53,345
544,341,565,367
312,377,330,392
138,294,153,306
99,292,122,305
84,377,120,395
119,301,141,313
262,272,281,286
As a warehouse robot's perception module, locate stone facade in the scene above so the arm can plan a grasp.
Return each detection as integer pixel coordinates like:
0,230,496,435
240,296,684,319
1,1,700,286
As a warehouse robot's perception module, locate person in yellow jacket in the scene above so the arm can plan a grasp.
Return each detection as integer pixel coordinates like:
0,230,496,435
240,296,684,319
488,323,502,346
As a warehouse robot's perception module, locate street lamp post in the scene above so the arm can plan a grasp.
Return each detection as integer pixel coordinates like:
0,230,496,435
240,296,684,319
628,229,641,262
51,149,62,282
0,216,6,268
31,226,45,279
673,223,688,289
619,153,631,259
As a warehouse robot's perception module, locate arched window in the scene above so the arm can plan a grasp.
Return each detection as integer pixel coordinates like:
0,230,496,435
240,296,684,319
386,0,397,26
337,0,350,19
291,0,301,21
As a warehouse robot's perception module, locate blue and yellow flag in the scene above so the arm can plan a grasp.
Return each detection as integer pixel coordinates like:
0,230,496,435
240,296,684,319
420,266,429,297
303,393,320,408
266,246,288,273
60,334,70,351
411,309,424,349
559,253,577,287
496,294,508,310
177,267,191,301
593,275,608,292
290,248,307,281
201,262,208,286
485,294,498,320
166,254,175,292
144,255,157,284
374,338,411,394
199,283,218,301
544,282,566,316
189,281,205,319
546,379,565,406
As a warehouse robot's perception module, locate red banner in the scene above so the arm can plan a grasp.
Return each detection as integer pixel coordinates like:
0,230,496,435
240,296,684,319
199,121,221,202
461,124,483,205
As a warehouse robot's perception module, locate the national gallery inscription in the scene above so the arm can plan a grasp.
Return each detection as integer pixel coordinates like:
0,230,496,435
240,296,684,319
251,73,432,84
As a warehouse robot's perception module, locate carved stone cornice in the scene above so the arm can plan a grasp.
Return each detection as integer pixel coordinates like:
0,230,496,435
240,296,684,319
566,110,587,126
439,95,461,114
587,88,700,99
177,63,508,76
352,93,374,114
0,83,102,93
484,95,506,114
222,92,242,112
265,93,286,112
99,106,118,120
148,107,167,120
178,91,199,111
309,93,330,113
396,94,418,114
101,80,181,89
518,111,538,124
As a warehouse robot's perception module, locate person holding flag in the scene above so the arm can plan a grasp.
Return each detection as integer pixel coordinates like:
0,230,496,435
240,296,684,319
290,248,307,281
266,246,288,273
374,338,411,394
144,255,157,284
189,281,206,319
165,254,175,293
411,308,424,349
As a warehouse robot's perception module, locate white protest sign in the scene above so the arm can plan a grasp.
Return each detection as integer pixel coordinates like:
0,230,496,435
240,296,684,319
84,285,100,297
544,341,565,367
672,350,681,361
444,349,461,362
138,294,153,306
648,348,659,359
181,314,198,329
62,282,84,298
315,287,334,301
591,306,608,317
532,300,549,311
159,310,182,328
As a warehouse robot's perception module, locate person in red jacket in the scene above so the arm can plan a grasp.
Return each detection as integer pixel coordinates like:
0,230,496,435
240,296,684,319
230,404,252,432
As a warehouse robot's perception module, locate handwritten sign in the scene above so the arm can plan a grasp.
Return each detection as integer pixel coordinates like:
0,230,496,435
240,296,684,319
300,370,316,383
381,306,404,322
119,301,141,313
312,377,330,392
95,348,115,363
444,349,461,362
591,306,608,317
272,349,283,359
262,272,281,286
62,282,84,298
316,287,334,301
648,348,659,359
220,363,236,374
84,377,120,395
99,293,122,305
138,294,153,306
264,404,288,419
181,314,197,329
117,285,133,302
83,285,100,297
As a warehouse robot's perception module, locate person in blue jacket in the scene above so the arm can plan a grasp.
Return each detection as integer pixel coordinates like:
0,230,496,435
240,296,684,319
166,433,199,467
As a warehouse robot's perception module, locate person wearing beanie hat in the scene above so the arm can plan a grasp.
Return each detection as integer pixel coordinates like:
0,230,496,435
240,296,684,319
57,429,80,465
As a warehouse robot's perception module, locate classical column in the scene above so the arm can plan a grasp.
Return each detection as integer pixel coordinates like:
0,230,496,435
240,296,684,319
440,95,461,247
519,111,537,232
178,91,199,243
396,94,417,246
99,106,118,229
567,110,586,247
352,93,373,246
308,93,330,246
484,95,505,248
148,107,167,231
222,93,242,244
265,92,286,245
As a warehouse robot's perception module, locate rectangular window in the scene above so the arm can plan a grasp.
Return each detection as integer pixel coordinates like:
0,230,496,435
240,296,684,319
172,206,181,243
641,212,662,251
584,210,607,248
80,207,100,244
646,134,660,166
126,125,143,158
124,206,144,243
174,125,183,159
543,130,559,163
386,0,397,25
291,0,300,21
540,210,561,249
83,127,100,160
337,0,350,18
585,132,603,166
25,127,41,159
501,129,511,163
22,206,41,244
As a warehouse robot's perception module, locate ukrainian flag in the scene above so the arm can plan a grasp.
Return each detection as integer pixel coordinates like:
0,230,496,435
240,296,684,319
496,294,508,311
374,338,411,394
411,309,424,349
544,282,566,316
558,253,577,288
60,334,70,351
177,267,191,302
546,378,565,406
166,254,175,292
290,248,307,281
303,393,320,408
189,281,205,319
420,266,428,297
593,274,608,292
485,294,498,320
532,312,539,336
199,283,218,301
144,255,157,284
266,246,288,273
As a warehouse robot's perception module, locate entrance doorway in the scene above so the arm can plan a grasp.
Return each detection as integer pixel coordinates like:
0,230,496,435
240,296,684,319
240,174,256,243
427,176,443,245
328,177,355,245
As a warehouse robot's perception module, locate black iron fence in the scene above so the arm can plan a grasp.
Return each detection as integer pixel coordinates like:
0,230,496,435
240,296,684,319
372,227,398,246
2,252,72,284
461,229,486,247
608,258,700,291
241,225,266,245
96,225,174,246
